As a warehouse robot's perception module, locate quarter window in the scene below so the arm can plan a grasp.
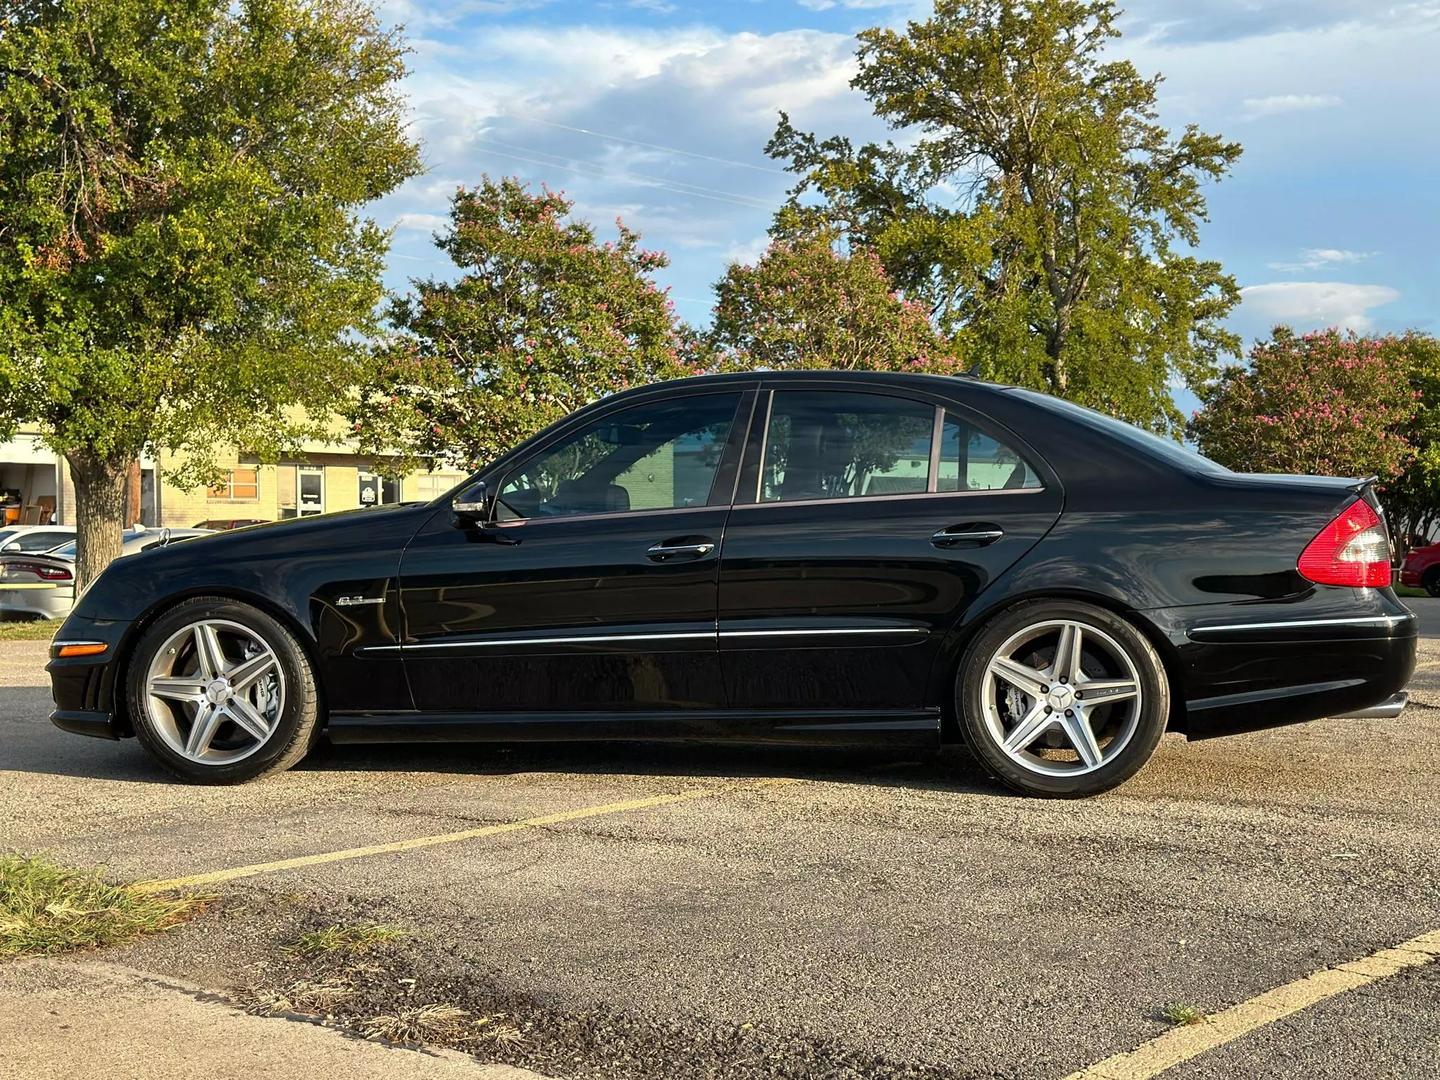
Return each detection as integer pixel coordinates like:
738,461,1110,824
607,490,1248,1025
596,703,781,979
938,412,1041,491
759,392,933,503
497,393,741,520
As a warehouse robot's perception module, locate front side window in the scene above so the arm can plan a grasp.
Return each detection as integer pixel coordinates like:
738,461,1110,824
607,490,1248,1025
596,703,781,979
760,391,933,503
497,393,741,520
938,412,1042,492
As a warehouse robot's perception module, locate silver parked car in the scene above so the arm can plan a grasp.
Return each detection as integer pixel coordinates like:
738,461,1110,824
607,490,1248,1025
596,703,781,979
0,529,212,621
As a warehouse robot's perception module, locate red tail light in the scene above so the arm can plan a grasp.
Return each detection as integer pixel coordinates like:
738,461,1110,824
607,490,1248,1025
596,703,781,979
7,561,73,582
1298,499,1391,588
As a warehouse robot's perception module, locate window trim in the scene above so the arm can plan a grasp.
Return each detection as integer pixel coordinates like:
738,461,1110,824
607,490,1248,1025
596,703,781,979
489,390,751,525
734,386,1051,509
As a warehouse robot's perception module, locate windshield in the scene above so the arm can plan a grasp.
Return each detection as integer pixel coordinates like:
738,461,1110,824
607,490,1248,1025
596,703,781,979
48,540,77,557
1009,389,1231,476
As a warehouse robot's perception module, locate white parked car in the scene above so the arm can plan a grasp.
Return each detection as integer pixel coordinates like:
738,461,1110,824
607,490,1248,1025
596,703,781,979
0,528,212,621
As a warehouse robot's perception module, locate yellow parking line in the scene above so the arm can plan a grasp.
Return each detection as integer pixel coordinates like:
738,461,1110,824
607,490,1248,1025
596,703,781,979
133,777,797,895
1063,929,1440,1080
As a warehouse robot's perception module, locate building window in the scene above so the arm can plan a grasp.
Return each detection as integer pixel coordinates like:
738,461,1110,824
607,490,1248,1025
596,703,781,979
415,473,463,502
358,471,401,507
209,467,260,502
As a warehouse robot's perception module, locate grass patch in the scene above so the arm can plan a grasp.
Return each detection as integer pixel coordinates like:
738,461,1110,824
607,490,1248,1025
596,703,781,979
241,978,358,1017
0,619,61,642
0,854,205,957
1394,584,1427,599
285,923,407,958
1159,1002,1206,1026
362,1003,523,1047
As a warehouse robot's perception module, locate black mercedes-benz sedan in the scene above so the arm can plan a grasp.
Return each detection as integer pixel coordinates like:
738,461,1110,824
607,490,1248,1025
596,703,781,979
46,372,1416,796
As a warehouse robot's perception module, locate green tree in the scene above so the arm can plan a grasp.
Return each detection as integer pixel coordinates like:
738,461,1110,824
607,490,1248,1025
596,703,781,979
1189,328,1415,481
352,177,690,473
709,232,960,372
0,0,420,587
766,0,1242,435
1375,333,1440,551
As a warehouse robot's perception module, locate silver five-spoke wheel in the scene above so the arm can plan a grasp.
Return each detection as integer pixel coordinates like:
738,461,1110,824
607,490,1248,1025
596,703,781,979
980,618,1143,778
143,619,286,765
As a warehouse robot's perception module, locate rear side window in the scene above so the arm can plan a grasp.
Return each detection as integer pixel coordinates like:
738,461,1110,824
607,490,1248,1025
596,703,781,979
760,391,933,503
939,412,1042,492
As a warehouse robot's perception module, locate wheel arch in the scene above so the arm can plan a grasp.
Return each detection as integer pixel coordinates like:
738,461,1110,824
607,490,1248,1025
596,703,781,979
930,587,1188,743
109,586,326,737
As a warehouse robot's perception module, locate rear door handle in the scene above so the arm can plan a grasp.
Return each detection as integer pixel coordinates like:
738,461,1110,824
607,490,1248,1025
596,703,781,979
931,524,1005,548
647,537,717,562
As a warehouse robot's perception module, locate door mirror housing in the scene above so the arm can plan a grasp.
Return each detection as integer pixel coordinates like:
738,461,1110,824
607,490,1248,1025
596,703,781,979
452,482,493,522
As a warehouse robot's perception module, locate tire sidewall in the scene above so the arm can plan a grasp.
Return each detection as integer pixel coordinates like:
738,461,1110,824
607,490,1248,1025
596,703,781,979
957,600,1170,797
126,597,314,784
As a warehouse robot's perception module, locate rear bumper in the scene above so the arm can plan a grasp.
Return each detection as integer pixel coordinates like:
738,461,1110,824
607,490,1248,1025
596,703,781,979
1335,691,1408,720
1146,597,1418,740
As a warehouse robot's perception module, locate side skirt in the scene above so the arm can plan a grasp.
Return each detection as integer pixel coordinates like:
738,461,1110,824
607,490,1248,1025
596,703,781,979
326,708,942,747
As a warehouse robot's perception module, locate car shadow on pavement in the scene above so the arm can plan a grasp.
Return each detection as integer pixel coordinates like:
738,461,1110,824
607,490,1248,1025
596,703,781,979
3,679,1008,795
298,737,1011,797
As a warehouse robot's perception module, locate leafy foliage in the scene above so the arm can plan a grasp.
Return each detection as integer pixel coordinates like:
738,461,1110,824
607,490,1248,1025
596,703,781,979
1375,334,1440,548
765,0,1242,435
1189,328,1416,481
351,177,690,473
709,232,959,373
0,0,420,583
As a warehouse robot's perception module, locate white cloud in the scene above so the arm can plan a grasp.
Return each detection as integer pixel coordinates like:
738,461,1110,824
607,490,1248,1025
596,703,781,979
1239,281,1401,332
1267,247,1378,272
392,212,450,232
798,0,913,9
627,0,677,12
1242,93,1343,118
723,234,772,265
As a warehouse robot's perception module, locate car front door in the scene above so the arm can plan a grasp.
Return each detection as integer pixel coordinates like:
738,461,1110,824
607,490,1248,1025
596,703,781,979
716,384,1063,733
397,389,753,718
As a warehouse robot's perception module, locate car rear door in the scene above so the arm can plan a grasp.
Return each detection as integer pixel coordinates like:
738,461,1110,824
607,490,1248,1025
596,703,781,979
716,382,1062,726
397,388,755,717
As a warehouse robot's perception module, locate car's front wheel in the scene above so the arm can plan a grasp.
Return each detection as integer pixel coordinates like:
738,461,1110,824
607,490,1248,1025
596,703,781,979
125,596,319,784
1424,568,1440,598
956,600,1169,797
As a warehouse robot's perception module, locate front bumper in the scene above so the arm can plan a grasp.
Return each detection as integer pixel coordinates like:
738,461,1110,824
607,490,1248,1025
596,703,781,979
45,614,134,740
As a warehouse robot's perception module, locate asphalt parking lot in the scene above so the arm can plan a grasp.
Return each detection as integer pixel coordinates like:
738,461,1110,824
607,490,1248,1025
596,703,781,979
3,606,1439,1080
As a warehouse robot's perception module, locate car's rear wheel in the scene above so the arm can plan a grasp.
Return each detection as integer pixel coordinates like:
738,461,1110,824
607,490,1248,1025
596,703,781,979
956,600,1169,797
1424,568,1440,598
125,596,319,784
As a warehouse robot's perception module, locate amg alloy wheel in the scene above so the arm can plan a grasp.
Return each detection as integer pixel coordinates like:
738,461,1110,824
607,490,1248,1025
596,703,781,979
127,597,319,783
957,600,1169,797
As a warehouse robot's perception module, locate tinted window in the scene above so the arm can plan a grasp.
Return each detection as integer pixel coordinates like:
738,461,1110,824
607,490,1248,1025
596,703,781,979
8,531,71,552
760,392,934,503
939,412,1042,492
497,393,740,520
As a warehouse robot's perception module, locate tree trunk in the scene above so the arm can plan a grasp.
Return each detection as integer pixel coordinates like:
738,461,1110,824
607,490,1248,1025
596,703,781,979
67,453,129,594
124,460,143,527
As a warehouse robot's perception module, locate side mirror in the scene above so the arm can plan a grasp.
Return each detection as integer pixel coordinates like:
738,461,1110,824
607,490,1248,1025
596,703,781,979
452,482,493,521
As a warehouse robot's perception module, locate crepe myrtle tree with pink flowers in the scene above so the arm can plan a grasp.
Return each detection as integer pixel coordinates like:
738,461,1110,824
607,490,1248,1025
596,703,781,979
350,176,691,474
1189,327,1416,483
708,231,960,373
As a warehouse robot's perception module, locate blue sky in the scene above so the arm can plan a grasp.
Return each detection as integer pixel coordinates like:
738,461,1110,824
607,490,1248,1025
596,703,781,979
371,0,1440,409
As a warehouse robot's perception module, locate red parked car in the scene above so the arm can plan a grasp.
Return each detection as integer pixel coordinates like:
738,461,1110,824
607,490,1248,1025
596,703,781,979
1401,541,1440,595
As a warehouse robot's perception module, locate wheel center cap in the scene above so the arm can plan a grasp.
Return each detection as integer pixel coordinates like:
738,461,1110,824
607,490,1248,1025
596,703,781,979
1046,684,1075,711
205,678,232,705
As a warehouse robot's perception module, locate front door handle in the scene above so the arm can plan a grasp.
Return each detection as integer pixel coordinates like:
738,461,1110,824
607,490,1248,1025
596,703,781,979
931,524,1005,548
647,537,716,562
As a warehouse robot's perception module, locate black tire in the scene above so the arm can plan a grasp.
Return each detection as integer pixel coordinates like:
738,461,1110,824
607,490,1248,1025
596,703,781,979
1424,569,1440,598
125,596,320,784
955,599,1169,797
